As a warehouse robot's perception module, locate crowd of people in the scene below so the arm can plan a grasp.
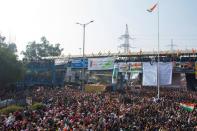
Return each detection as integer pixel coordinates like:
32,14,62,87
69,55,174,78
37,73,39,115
0,86,197,130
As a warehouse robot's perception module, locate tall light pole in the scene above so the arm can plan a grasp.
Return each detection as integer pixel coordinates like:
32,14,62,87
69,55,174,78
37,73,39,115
157,1,160,99
76,20,94,91
147,1,160,99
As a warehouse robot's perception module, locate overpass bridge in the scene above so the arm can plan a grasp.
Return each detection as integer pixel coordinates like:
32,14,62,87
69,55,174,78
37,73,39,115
49,49,196,59
17,49,197,90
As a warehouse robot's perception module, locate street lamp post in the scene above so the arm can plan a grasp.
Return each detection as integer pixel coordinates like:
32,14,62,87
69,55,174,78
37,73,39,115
76,20,94,91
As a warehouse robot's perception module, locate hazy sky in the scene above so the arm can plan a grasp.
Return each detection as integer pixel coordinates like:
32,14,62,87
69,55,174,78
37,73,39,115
0,0,197,57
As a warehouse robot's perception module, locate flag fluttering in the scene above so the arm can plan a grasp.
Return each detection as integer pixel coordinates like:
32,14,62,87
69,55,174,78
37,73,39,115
180,102,195,112
147,3,158,12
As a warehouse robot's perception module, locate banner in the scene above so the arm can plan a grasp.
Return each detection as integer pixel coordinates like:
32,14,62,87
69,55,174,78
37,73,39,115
88,57,114,70
143,62,157,86
55,58,68,65
195,62,197,79
129,62,142,73
173,62,195,73
71,59,88,68
159,62,173,85
118,63,129,72
142,62,172,86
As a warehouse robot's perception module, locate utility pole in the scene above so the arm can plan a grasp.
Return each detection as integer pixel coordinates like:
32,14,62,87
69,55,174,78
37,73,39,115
76,20,94,91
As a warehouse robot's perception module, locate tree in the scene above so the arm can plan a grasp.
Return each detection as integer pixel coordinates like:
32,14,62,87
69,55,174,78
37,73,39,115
0,35,17,54
0,35,24,88
7,43,17,53
22,36,64,60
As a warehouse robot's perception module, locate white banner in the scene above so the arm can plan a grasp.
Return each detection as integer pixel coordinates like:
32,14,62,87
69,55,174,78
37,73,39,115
88,57,114,70
159,62,173,85
143,62,157,86
142,62,172,86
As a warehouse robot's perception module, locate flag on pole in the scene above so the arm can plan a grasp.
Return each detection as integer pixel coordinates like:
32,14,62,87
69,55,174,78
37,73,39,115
180,102,195,112
147,3,158,12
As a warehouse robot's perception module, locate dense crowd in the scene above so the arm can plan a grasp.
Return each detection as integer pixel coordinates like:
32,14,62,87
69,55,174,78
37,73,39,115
0,86,197,130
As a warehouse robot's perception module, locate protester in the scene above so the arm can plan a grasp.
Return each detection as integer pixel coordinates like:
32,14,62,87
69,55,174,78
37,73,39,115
0,86,196,130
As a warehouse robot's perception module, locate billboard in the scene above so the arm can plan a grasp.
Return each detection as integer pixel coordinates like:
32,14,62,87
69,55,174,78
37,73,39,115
88,57,114,70
173,62,195,73
117,62,142,73
129,62,142,73
118,63,129,72
55,58,69,65
71,59,88,68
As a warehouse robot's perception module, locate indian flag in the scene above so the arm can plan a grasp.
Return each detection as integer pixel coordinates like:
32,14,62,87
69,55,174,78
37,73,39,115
180,102,195,112
147,3,158,12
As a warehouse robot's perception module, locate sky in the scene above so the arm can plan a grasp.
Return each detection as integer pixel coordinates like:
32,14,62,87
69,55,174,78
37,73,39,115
0,0,196,58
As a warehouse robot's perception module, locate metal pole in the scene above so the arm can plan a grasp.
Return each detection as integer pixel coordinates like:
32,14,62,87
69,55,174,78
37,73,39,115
82,25,86,91
157,1,160,99
76,20,94,91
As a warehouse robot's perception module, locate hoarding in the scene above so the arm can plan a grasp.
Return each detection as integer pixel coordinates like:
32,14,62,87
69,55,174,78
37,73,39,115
71,59,88,68
129,62,142,73
88,57,114,70
118,63,129,72
173,62,195,73
55,58,68,65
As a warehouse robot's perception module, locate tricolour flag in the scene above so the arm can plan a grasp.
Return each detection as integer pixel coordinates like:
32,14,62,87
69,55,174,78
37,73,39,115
180,102,195,112
147,3,158,12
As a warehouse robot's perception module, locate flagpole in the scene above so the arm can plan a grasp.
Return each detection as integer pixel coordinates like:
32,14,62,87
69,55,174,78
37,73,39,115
157,1,160,99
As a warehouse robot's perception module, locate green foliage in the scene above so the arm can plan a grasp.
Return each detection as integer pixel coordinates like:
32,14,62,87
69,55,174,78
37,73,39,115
7,43,17,53
22,36,63,60
0,35,24,87
0,105,23,115
0,35,17,54
30,103,45,110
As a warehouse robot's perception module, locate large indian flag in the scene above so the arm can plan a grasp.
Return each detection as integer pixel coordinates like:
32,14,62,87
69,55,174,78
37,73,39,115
180,103,195,112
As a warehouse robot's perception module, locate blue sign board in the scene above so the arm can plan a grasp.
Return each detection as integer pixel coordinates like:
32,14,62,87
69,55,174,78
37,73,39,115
71,59,88,68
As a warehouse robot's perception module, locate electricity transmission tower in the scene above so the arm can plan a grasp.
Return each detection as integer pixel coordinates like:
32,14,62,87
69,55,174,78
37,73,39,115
118,24,135,54
166,39,177,53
